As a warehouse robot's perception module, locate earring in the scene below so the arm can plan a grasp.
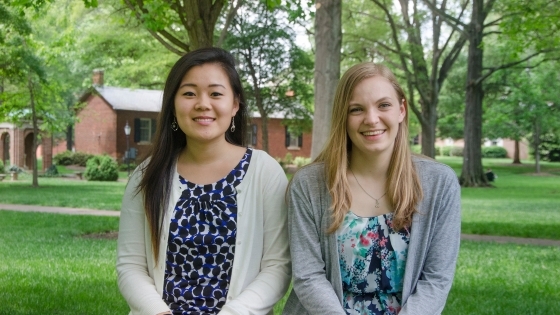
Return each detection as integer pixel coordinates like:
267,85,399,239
171,117,178,132
230,117,236,132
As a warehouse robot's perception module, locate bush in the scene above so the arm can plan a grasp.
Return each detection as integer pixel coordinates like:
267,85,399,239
84,155,119,181
283,153,293,165
45,164,59,177
293,156,311,168
0,160,4,174
53,151,94,166
438,146,452,156
118,162,137,172
9,165,24,174
482,146,508,158
73,152,94,166
450,146,464,157
53,151,74,166
411,145,421,154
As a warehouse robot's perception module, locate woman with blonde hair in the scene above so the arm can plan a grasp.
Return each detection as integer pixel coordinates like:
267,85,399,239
283,63,460,315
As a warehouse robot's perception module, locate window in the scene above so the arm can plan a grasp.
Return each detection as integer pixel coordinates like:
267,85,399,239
285,127,302,150
246,124,258,147
134,118,156,143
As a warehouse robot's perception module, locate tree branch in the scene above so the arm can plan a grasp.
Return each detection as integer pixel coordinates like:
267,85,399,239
476,50,554,85
421,0,469,36
217,0,244,47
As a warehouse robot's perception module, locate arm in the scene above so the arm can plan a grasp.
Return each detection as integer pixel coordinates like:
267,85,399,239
399,170,462,315
219,159,291,315
288,170,346,315
116,168,171,315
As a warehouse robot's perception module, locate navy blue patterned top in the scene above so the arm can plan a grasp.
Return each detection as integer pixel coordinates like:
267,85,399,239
163,148,252,315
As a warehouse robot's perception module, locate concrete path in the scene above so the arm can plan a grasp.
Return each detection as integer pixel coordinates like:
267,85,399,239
0,203,119,217
1,204,560,247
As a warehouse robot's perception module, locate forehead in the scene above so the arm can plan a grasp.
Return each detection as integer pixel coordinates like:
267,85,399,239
181,63,230,85
350,76,398,101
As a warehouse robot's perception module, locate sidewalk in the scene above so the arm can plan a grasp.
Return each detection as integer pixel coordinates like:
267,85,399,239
1,204,560,247
0,203,119,217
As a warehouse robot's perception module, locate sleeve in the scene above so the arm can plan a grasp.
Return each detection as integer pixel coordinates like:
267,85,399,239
399,169,462,315
219,157,291,315
287,170,346,315
116,168,171,315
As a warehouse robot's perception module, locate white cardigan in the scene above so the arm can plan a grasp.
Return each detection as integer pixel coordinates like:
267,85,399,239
117,149,291,315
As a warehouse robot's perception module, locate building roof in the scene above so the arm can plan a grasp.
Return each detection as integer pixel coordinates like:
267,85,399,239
94,86,163,112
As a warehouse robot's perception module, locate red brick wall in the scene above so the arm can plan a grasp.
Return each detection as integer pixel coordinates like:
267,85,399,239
117,111,159,163
75,95,118,158
250,117,311,159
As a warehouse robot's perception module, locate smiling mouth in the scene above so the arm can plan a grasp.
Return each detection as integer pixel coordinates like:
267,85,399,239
193,118,215,122
361,130,384,136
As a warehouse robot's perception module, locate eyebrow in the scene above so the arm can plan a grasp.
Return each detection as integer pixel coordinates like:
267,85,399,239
348,96,395,106
179,83,226,89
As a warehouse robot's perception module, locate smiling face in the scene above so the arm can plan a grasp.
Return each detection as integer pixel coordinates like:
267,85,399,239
346,75,406,160
174,63,239,145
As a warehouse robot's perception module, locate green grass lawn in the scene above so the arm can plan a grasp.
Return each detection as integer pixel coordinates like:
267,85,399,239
0,211,127,315
437,157,560,240
0,173,126,210
1,211,558,315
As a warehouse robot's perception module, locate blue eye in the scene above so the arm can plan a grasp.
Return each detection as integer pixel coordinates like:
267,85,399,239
349,107,363,113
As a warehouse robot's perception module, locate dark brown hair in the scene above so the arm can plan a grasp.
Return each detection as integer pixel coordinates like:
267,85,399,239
138,47,248,263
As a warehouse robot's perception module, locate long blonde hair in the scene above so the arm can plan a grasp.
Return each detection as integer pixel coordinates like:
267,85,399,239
315,62,422,233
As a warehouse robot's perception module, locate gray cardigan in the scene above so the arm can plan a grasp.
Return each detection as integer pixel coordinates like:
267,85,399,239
282,157,461,315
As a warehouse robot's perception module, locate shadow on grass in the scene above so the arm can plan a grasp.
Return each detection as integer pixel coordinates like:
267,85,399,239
462,221,560,240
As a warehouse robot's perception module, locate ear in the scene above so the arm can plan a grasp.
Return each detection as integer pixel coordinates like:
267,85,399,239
398,99,406,123
232,97,240,116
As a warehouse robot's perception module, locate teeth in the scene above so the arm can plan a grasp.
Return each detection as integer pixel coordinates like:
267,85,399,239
194,118,214,122
362,130,383,136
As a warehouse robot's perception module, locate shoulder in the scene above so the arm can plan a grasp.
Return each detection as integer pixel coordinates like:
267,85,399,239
412,155,458,184
248,149,284,172
292,162,325,182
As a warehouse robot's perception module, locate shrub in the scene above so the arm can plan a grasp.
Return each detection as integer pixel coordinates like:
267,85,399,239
118,162,138,172
482,146,508,158
53,151,94,166
8,165,24,174
294,156,311,168
0,160,4,174
42,165,59,177
450,146,464,157
411,145,421,154
73,152,94,166
84,155,119,181
283,153,294,165
53,151,74,165
438,146,452,156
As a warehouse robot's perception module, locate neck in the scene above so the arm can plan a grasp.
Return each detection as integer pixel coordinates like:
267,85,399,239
349,149,391,180
181,137,235,165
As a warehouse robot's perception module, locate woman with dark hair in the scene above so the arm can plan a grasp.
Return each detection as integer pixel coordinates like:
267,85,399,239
117,47,290,315
283,63,461,315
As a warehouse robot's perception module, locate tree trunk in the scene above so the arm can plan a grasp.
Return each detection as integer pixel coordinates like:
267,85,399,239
66,124,73,151
534,119,540,173
28,75,39,187
311,0,341,159
420,103,437,158
512,139,521,164
460,0,489,187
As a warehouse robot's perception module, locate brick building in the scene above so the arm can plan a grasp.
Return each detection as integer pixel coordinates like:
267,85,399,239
0,122,53,171
73,71,311,163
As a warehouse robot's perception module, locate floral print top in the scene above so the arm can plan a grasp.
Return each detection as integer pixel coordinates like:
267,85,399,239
337,211,410,315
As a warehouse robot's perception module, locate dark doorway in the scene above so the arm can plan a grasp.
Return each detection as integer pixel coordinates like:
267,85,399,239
24,133,34,169
1,132,9,165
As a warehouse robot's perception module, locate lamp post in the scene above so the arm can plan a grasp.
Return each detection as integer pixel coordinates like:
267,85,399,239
124,121,131,177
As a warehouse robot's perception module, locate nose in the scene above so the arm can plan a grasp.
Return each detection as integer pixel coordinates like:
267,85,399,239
194,95,210,111
364,108,379,125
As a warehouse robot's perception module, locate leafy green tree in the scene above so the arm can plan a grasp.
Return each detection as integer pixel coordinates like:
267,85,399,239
225,1,314,153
